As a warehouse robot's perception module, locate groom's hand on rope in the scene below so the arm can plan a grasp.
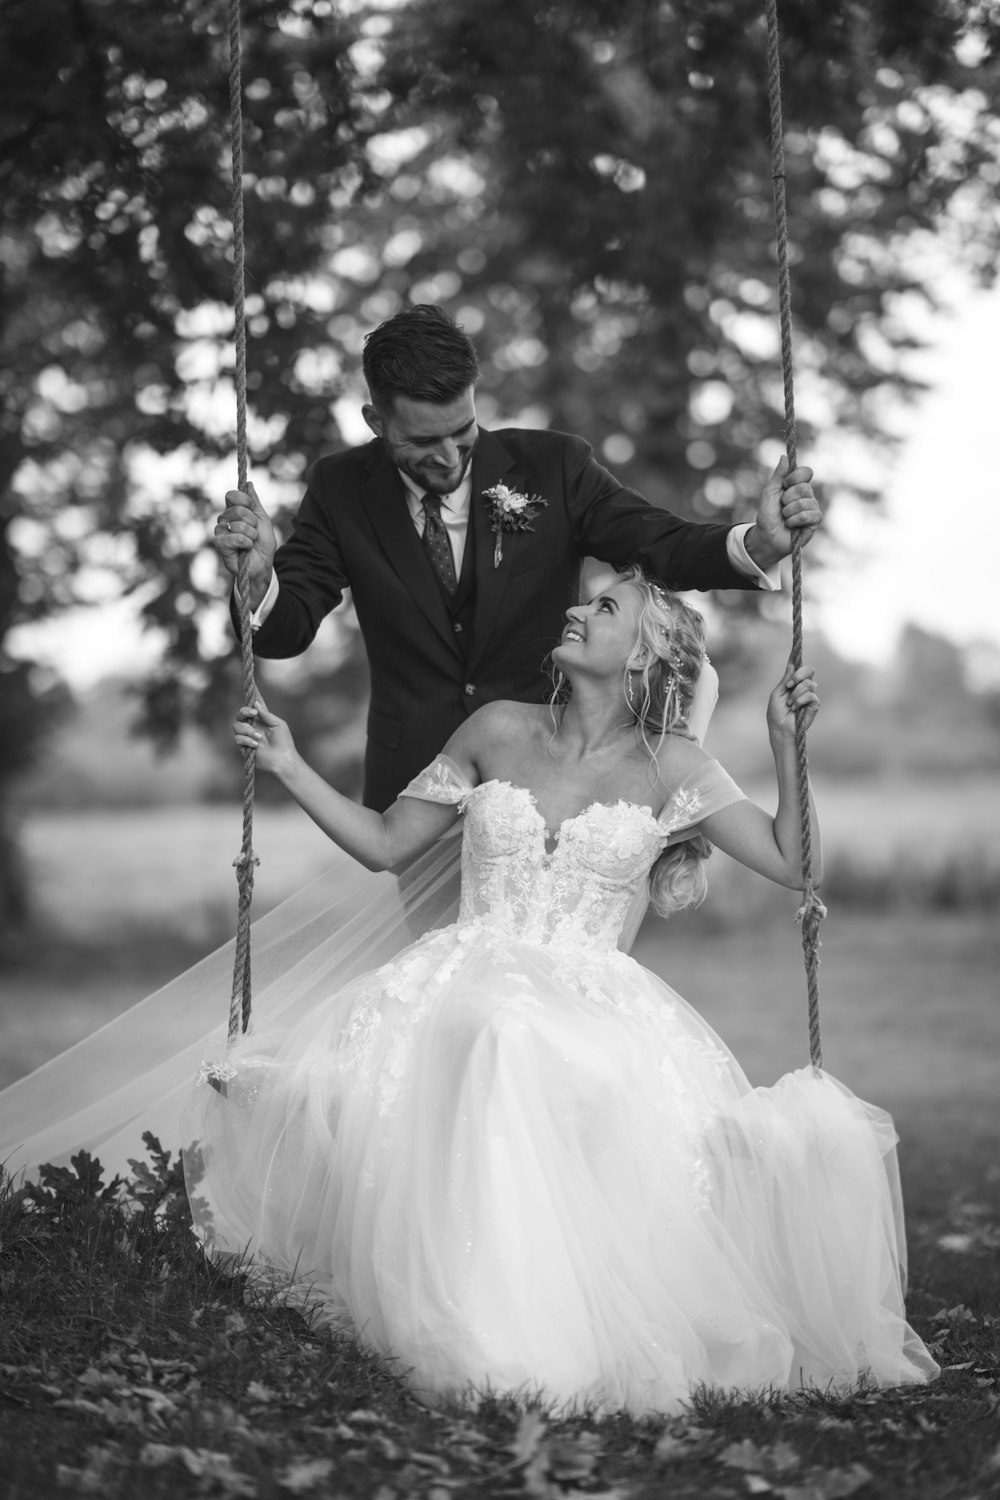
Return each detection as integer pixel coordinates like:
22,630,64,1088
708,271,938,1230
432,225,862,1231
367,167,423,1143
234,699,297,779
214,482,277,609
767,662,820,739
745,457,821,572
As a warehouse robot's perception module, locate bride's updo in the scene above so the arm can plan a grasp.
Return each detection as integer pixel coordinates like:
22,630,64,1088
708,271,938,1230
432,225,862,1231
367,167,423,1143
620,566,714,919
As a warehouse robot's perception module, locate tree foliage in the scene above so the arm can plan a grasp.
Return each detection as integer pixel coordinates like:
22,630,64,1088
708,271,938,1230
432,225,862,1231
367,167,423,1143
370,0,1000,511
1,0,380,716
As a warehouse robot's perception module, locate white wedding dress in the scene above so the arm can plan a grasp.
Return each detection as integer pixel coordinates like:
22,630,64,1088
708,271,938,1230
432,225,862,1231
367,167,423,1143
183,754,937,1415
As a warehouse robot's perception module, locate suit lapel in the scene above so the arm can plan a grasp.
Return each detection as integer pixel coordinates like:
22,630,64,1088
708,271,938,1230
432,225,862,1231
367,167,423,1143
466,431,520,680
360,446,461,659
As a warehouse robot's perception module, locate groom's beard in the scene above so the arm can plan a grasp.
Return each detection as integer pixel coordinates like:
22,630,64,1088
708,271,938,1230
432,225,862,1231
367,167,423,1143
402,442,477,496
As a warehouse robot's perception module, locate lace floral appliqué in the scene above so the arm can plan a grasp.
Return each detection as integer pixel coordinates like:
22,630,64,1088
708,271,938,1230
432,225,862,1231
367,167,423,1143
400,755,473,807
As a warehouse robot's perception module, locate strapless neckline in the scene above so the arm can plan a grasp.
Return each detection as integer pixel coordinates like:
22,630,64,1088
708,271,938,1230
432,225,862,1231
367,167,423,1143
472,779,660,857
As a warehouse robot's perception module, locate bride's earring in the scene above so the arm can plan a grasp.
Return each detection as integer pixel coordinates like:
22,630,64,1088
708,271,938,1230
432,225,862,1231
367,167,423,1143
625,671,638,716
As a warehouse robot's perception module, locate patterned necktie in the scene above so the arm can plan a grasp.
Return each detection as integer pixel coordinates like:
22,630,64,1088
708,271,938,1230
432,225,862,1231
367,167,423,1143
421,495,457,597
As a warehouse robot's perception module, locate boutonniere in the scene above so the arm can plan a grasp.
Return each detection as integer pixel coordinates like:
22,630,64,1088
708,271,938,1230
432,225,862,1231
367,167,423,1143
482,483,548,568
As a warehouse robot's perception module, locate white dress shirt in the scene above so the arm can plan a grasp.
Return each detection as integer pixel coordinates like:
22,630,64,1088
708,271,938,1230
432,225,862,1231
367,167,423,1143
398,470,474,576
249,472,778,630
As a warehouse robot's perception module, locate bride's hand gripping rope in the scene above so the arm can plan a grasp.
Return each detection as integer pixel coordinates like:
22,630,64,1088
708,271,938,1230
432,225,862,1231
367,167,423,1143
234,698,299,779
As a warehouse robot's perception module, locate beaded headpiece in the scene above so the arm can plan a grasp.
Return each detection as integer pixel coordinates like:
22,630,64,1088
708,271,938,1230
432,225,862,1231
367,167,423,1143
644,582,686,673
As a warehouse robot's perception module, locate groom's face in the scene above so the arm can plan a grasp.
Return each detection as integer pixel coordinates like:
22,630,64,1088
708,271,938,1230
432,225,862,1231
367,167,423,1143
365,388,479,496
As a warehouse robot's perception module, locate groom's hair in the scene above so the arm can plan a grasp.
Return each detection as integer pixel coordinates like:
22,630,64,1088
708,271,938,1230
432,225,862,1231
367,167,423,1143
363,304,480,411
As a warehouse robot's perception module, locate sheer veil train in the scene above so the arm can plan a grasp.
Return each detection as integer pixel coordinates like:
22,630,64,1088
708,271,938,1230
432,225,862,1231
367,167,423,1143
0,665,718,1184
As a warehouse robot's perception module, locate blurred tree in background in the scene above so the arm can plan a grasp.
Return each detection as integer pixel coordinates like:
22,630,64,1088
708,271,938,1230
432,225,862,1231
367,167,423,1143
1,0,998,940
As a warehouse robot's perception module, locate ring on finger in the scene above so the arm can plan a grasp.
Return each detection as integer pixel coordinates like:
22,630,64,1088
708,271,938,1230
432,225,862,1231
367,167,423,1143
225,520,232,531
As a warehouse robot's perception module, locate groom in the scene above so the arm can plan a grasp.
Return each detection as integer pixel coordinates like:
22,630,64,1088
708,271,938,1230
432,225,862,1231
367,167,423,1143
214,304,820,810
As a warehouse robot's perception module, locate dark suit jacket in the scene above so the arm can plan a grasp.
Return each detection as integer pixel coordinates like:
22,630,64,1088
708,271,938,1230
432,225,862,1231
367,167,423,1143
249,427,753,810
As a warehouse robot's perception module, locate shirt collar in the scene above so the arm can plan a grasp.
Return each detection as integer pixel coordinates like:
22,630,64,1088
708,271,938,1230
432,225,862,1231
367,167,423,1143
398,468,473,518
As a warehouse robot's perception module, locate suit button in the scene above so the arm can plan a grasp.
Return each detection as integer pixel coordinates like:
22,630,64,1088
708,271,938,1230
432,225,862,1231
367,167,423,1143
464,683,476,696
453,622,463,633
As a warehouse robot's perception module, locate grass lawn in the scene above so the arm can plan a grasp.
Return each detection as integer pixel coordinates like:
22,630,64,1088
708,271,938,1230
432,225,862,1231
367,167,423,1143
2,803,998,1497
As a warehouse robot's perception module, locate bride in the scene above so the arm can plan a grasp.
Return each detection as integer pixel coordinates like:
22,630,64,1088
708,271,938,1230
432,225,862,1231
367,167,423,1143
184,565,937,1415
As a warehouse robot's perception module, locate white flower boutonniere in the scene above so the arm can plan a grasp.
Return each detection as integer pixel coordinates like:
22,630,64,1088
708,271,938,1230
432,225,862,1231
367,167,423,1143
483,483,549,568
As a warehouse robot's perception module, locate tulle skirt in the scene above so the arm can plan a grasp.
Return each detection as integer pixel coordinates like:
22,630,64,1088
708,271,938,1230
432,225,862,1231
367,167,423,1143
182,918,937,1415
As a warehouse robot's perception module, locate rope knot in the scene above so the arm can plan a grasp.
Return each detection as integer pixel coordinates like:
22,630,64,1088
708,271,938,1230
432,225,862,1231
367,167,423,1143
794,890,828,927
232,850,261,870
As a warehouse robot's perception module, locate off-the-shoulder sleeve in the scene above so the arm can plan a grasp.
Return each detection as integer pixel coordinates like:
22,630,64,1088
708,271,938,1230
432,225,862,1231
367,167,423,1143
399,753,476,806
657,756,747,842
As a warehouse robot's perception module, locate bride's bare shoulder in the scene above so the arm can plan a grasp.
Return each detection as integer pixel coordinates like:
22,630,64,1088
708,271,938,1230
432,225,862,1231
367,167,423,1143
473,699,549,728
465,699,550,746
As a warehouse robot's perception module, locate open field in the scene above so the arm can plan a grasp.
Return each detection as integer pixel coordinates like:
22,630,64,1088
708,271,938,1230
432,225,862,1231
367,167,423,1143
18,773,1000,945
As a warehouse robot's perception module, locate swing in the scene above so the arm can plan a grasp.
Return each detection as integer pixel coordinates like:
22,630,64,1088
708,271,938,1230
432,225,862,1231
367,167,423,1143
221,0,827,1065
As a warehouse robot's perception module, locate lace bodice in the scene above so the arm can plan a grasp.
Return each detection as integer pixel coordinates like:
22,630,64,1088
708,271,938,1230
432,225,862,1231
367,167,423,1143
403,755,745,953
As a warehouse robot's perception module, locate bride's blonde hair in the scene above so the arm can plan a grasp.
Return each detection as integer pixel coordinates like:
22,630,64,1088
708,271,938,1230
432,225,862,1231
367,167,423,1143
620,567,713,918
549,565,713,918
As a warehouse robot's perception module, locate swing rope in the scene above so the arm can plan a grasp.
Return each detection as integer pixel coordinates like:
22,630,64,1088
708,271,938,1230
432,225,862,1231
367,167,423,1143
227,0,258,1042
219,0,826,1061
764,0,827,1069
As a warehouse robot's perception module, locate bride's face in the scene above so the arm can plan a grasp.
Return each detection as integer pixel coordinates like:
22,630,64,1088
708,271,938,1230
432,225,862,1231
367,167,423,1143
554,580,644,679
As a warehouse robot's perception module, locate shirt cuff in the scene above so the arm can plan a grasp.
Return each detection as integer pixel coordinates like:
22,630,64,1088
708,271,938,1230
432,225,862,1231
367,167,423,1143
727,524,781,592
247,571,279,631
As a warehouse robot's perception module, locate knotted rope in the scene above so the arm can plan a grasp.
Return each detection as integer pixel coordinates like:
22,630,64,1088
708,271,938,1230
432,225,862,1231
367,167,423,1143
227,0,258,1041
765,0,826,1069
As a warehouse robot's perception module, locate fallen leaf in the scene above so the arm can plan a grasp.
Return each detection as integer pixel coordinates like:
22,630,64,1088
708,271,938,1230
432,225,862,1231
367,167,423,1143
407,1451,452,1474
55,1444,123,1495
276,1456,335,1493
78,1366,122,1392
767,1442,800,1476
246,1380,278,1403
372,1433,405,1461
930,1304,976,1324
561,1490,629,1500
720,1439,768,1472
815,1416,851,1433
509,1410,552,1498
131,1386,180,1421
139,1444,179,1468
52,1397,106,1417
653,1432,691,1463
548,1431,601,1483
510,1409,548,1466
177,1447,257,1498
780,1463,873,1500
